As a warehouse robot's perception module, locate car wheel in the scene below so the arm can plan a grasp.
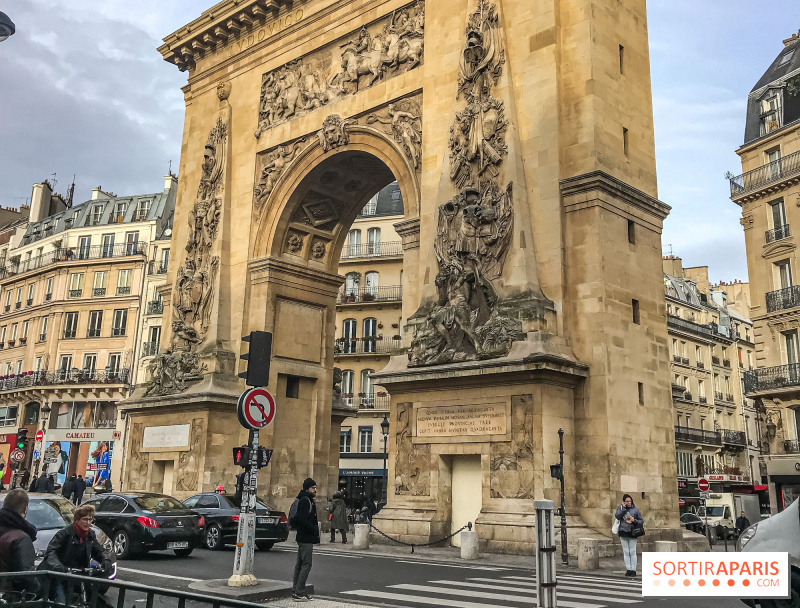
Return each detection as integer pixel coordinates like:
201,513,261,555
113,531,131,560
256,541,274,551
205,524,224,550
757,569,800,608
174,548,193,557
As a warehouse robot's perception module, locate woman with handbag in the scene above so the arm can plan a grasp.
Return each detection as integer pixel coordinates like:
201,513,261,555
615,493,644,577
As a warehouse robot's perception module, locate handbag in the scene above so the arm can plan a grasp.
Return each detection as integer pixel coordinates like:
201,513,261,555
632,524,645,538
328,513,333,521
611,516,620,535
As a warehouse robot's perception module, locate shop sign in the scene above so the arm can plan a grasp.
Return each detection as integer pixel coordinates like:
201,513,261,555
339,468,385,477
46,429,117,443
708,474,750,483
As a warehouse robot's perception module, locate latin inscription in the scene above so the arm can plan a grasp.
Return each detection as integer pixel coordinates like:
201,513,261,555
215,10,305,60
416,404,506,437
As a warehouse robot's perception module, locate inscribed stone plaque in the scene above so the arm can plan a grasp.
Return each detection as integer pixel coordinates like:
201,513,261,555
274,299,323,363
142,424,191,450
416,404,507,438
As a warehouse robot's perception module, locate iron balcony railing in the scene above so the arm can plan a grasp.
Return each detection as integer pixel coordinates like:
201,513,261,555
785,440,800,454
766,224,791,243
729,149,800,197
715,391,724,401
0,243,148,281
674,426,722,446
712,356,721,365
721,429,747,446
744,363,800,393
335,337,403,355
142,341,159,357
723,359,731,367
148,260,169,274
68,290,82,299
340,241,403,260
92,288,106,297
699,396,707,404
26,298,32,306
341,394,391,410
697,361,705,369
0,368,130,391
147,300,164,315
337,285,402,304
766,285,800,313
87,329,101,338
116,286,131,296
667,315,715,340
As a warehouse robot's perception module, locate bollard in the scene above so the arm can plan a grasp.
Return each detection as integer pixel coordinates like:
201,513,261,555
354,524,371,550
655,541,678,552
461,528,479,560
577,538,599,570
535,499,558,608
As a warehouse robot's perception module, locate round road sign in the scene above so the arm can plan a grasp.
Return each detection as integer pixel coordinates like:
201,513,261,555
35,430,44,442
698,478,709,492
9,449,25,463
237,388,276,431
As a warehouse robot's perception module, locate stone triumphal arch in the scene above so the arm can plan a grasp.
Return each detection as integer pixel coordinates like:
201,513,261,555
122,0,681,553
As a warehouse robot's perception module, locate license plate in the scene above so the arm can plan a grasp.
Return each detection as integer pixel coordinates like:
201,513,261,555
258,517,277,525
167,541,189,549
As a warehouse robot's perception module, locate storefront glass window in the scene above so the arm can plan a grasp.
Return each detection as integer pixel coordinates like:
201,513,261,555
95,402,116,428
71,402,93,428
54,402,70,429
0,407,17,426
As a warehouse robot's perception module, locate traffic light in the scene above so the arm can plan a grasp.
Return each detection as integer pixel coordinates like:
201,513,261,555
16,428,28,452
238,331,272,388
257,447,273,469
233,446,251,467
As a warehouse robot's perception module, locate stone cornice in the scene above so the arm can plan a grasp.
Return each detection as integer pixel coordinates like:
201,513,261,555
560,171,671,222
248,256,344,294
393,218,420,251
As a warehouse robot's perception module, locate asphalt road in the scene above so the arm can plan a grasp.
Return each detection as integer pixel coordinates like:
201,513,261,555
105,541,756,608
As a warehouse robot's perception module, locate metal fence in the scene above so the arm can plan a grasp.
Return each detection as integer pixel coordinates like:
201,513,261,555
337,286,402,304
0,369,130,392
335,337,402,355
766,224,791,244
147,300,164,315
785,440,800,454
674,426,722,446
721,429,747,446
0,244,148,281
729,149,800,197
340,241,403,259
341,394,391,410
667,316,716,340
744,363,800,393
766,285,800,313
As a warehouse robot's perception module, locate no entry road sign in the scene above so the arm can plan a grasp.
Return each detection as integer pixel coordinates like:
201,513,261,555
237,387,276,431
698,478,710,492
35,430,44,442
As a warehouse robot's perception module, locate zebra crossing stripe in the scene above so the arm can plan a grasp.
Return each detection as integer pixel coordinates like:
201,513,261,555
396,560,509,571
342,589,520,608
475,576,641,594
437,580,641,600
501,575,640,588
388,583,605,608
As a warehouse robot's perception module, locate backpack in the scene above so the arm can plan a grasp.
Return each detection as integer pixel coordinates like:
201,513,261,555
288,498,301,530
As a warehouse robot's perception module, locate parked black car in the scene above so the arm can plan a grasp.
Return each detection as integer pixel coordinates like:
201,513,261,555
84,493,205,559
679,512,704,534
182,493,289,551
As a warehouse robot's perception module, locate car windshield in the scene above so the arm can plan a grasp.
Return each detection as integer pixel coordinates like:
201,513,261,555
26,498,75,530
134,496,186,513
704,506,725,517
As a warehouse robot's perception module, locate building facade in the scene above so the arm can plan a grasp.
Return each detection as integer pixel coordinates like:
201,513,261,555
0,177,175,490
731,29,800,512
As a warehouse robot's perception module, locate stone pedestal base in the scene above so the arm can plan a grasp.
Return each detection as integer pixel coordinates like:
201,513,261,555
227,574,258,587
460,531,479,560
577,538,599,569
354,524,371,550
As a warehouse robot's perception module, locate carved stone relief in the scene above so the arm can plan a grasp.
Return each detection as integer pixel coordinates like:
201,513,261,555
409,0,521,367
176,418,205,492
254,138,306,213
127,423,149,490
146,117,226,395
254,2,424,138
311,238,328,259
317,114,355,152
367,98,422,170
286,232,305,254
490,395,534,499
395,403,431,496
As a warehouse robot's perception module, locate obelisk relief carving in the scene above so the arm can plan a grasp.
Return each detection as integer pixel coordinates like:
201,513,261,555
409,0,525,367
146,109,230,396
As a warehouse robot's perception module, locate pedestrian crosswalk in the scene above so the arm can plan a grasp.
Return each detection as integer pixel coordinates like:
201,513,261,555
341,572,643,608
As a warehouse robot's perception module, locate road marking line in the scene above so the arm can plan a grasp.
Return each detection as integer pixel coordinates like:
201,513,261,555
501,575,640,588
388,583,605,608
117,567,201,582
396,560,507,571
343,589,521,608
435,580,641,599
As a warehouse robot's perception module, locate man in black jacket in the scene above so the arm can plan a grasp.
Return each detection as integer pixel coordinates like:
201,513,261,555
735,511,751,536
292,478,320,602
0,489,38,594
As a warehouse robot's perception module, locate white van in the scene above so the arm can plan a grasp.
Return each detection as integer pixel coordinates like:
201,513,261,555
697,493,735,537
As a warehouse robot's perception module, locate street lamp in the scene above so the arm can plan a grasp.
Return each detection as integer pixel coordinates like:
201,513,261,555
380,415,390,503
0,12,14,43
33,401,51,478
550,428,568,565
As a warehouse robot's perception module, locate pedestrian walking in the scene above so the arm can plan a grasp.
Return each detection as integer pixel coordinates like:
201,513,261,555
27,475,37,493
73,476,85,505
735,511,751,536
328,491,348,544
61,476,76,502
0,489,39,594
615,493,644,577
291,478,319,602
19,469,30,491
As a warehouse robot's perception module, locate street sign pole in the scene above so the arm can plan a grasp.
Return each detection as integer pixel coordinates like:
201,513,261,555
229,428,260,587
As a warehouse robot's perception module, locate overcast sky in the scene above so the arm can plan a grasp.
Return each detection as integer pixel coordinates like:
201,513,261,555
1,0,798,283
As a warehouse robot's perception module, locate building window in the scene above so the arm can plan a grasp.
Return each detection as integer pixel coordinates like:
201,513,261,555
770,199,787,232
93,271,107,296
698,380,705,400
785,330,799,365
88,310,103,338
358,427,373,453
363,318,377,353
0,406,18,427
4,291,10,309
91,205,104,226
40,317,48,341
68,273,84,297
117,270,132,295
342,318,357,353
21,321,28,340
361,193,378,216
135,199,151,221
760,95,782,136
340,429,352,453
26,284,34,305
161,249,170,271
286,375,300,399
360,369,374,407
619,44,624,74
10,324,17,341
344,273,360,299
78,236,92,260
45,277,53,300
623,127,629,155
342,370,354,404
780,50,795,66
63,312,78,339
627,219,635,244
125,231,140,255
83,354,97,377
367,228,381,254
365,271,379,297
113,202,127,223
637,382,644,405
347,230,361,257
24,403,39,425
15,288,21,307
676,451,694,477
58,355,73,379
696,345,703,366
632,299,640,324
112,309,128,336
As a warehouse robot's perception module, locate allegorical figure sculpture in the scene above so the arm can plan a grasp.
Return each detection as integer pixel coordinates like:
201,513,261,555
367,100,422,169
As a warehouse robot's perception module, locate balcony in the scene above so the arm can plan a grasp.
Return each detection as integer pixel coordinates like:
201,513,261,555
14,302,20,310
674,426,722,446
340,394,391,411
38,334,46,342
63,331,76,339
729,149,800,198
25,299,32,307
721,430,747,447
334,337,402,356
766,285,800,313
699,396,707,404
726,393,734,402
337,286,402,305
116,286,131,296
723,359,731,368
147,260,168,275
672,355,681,363
697,361,705,369
87,329,101,338
744,363,800,393
45,294,51,302
142,341,159,357
715,391,724,401
785,440,800,455
340,241,403,260
68,290,82,299
712,356,720,365
92,288,106,297
0,369,130,392
0,243,147,281
111,328,126,337
147,301,164,315
667,315,715,340
766,224,791,244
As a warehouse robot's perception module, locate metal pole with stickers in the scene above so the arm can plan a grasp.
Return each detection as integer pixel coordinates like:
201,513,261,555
228,331,274,587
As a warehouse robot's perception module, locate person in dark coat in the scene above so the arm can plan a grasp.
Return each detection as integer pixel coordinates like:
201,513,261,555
0,489,38,594
735,511,751,535
292,478,319,601
19,469,30,490
73,476,85,505
61,476,76,501
45,475,55,493
615,493,644,577
328,491,348,543
26,475,37,493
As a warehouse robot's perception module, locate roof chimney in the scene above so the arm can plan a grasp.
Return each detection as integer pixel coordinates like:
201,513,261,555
784,29,800,47
29,181,53,223
164,174,178,192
